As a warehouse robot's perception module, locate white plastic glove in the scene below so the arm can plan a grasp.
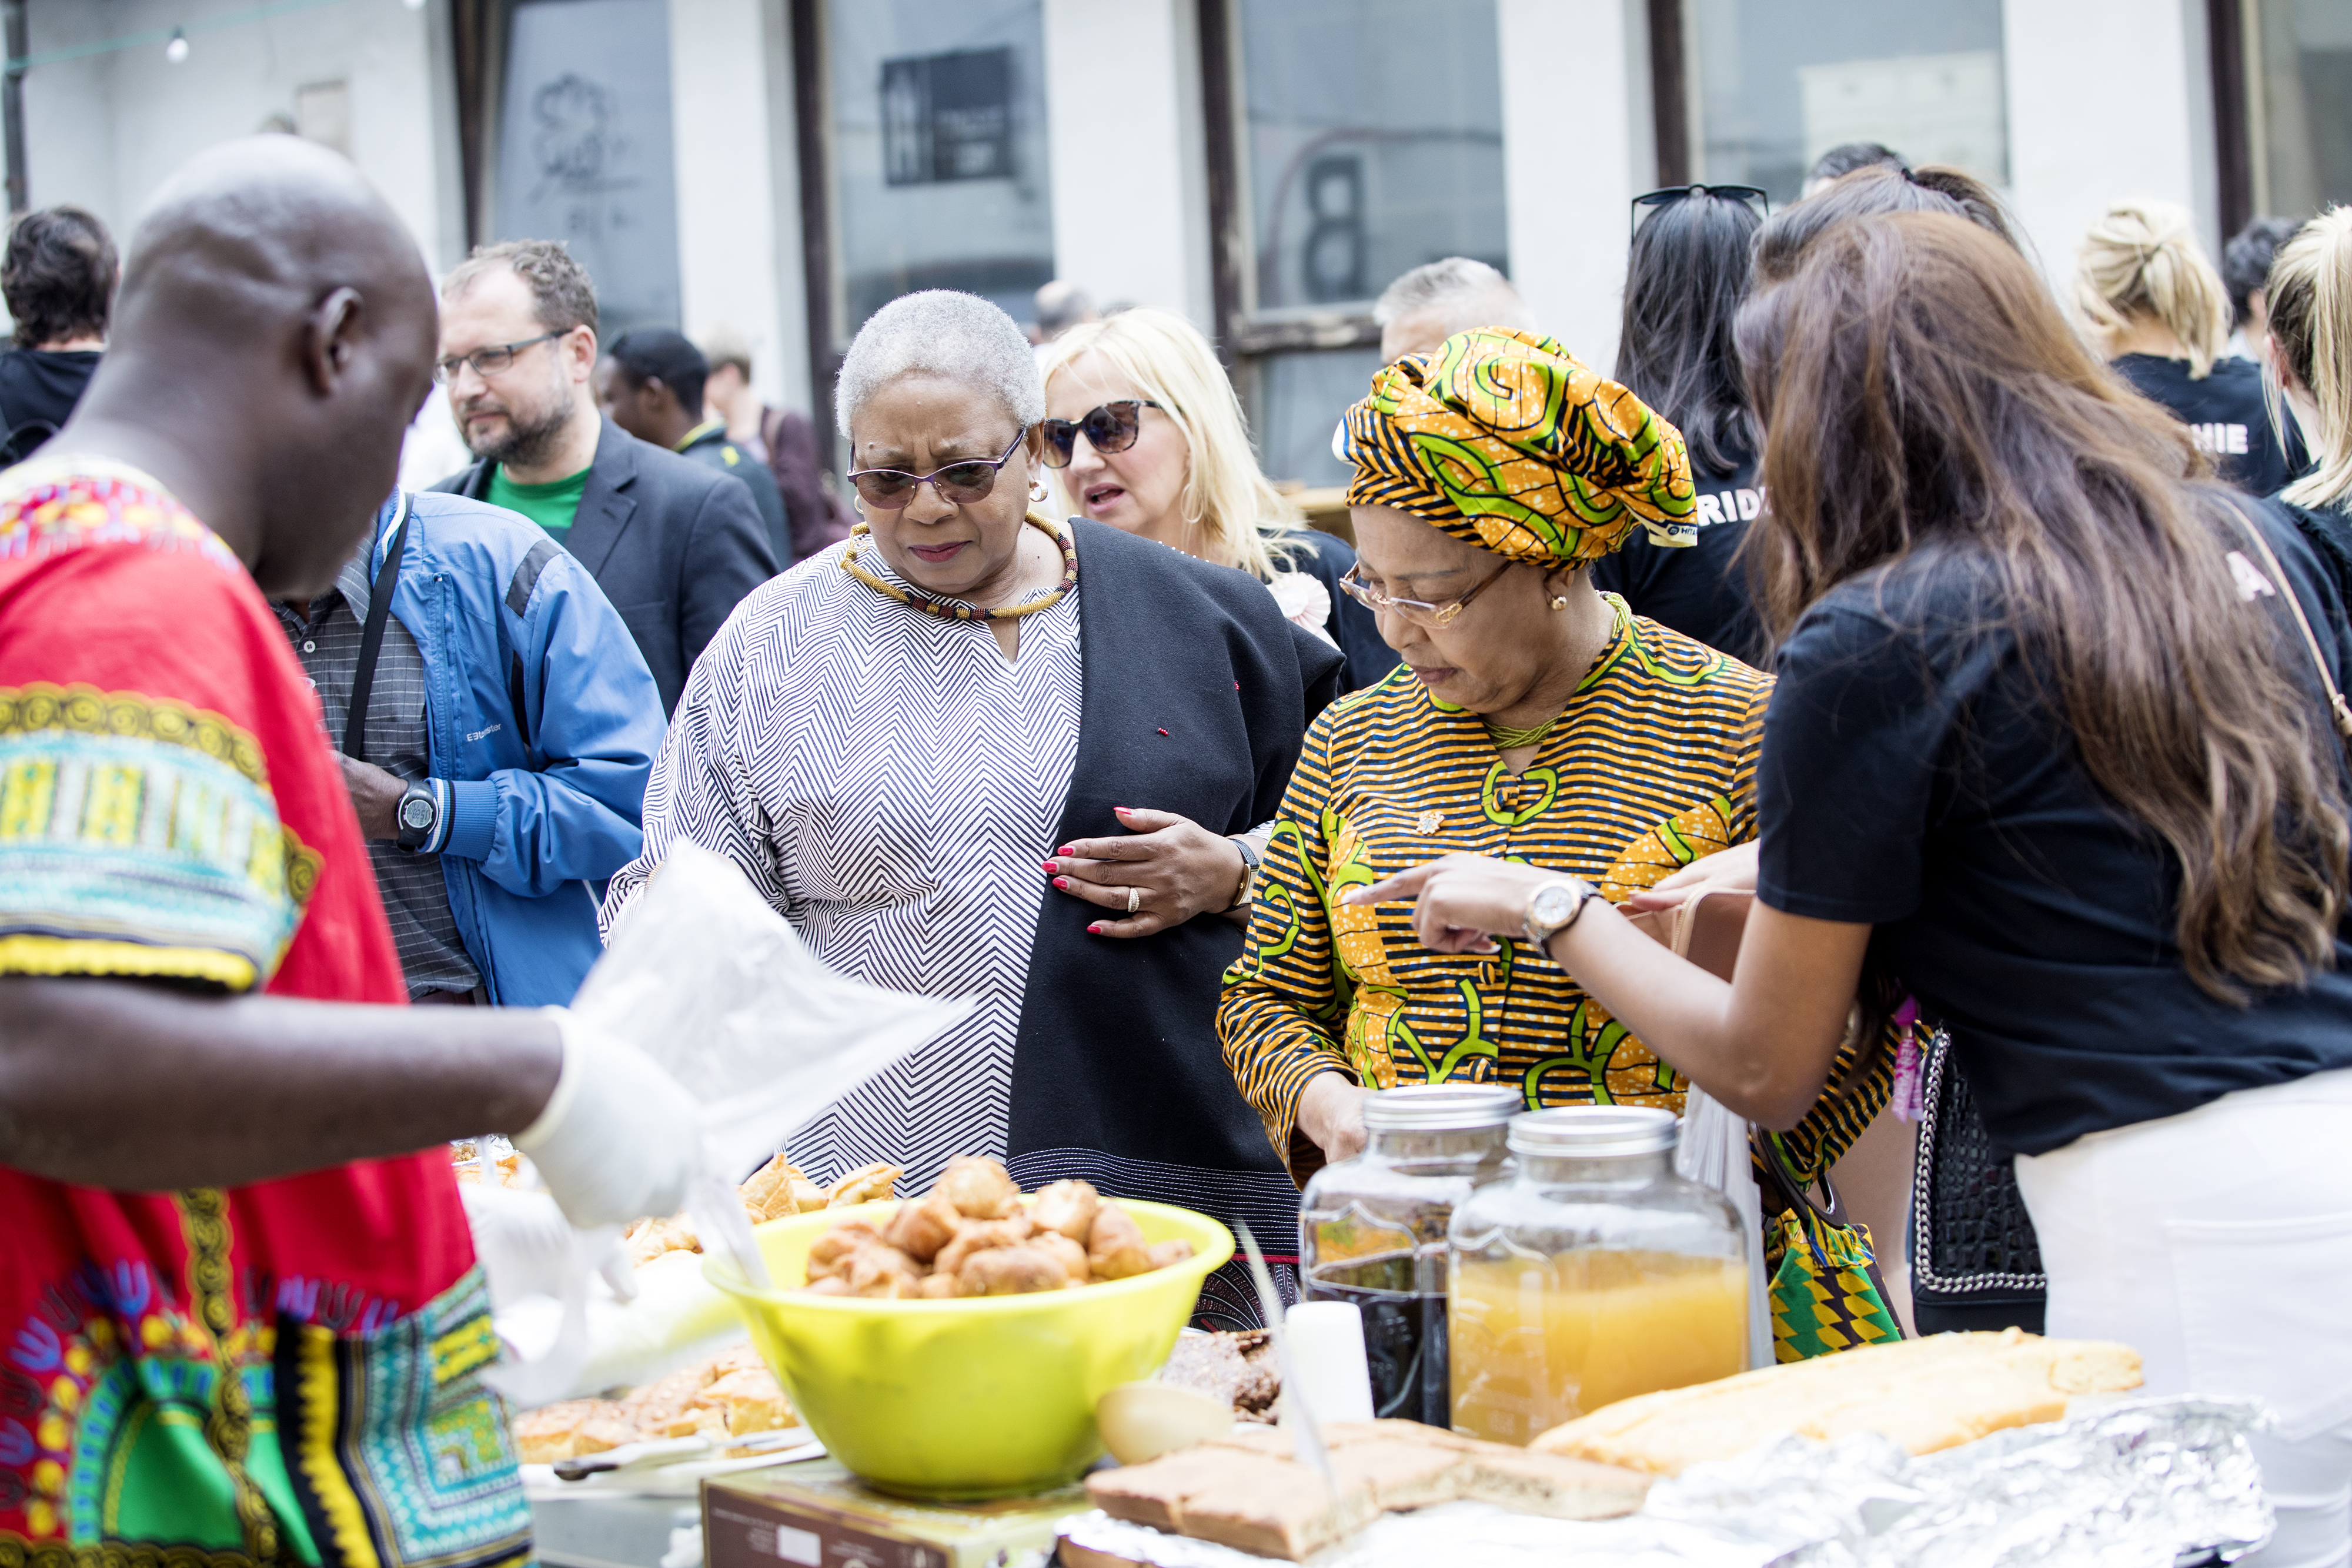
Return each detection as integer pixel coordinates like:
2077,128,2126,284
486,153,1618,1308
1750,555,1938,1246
513,1010,706,1230
456,1183,637,1309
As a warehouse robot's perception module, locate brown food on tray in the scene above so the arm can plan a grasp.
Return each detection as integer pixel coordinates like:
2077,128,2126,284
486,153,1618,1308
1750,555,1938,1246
1085,1421,1653,1560
1531,1328,2144,1477
510,1345,799,1463
795,1164,1195,1299
1159,1330,1280,1423
449,1144,523,1189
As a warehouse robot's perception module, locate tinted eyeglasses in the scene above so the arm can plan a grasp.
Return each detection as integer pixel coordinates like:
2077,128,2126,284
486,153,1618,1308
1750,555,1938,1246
433,330,564,385
1040,399,1162,469
846,427,1030,510
1336,559,1513,628
1631,184,1770,230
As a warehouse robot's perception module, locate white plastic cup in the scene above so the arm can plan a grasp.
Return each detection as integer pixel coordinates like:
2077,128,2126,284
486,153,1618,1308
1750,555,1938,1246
1284,1299,1375,1424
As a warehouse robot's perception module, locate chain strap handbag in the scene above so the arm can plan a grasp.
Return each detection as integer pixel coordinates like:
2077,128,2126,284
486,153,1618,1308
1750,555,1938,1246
1909,1028,2046,1332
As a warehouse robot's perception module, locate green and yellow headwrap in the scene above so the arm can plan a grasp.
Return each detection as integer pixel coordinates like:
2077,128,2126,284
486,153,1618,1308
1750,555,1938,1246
1341,328,1696,565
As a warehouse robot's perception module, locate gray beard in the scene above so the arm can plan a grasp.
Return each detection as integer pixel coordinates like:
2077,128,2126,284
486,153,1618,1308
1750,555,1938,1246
465,393,578,470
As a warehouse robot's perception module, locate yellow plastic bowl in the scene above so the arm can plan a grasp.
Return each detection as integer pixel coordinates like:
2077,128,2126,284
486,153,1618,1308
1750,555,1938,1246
704,1198,1235,1499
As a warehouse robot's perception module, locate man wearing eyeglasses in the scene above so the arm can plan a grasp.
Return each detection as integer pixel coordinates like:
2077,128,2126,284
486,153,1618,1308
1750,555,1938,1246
429,240,777,713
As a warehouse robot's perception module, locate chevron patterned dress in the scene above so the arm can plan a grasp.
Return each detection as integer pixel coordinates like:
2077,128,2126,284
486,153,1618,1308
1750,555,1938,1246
604,540,1083,1193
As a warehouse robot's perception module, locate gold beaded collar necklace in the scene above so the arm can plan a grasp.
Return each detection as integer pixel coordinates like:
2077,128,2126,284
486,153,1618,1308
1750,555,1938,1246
840,510,1078,621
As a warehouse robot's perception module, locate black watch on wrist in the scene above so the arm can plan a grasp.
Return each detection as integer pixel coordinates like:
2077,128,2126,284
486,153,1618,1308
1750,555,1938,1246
1226,834,1265,911
394,779,439,853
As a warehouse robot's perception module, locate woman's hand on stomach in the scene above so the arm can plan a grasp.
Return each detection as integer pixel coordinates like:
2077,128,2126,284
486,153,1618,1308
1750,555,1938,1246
1297,1071,1373,1162
1047,806,1250,938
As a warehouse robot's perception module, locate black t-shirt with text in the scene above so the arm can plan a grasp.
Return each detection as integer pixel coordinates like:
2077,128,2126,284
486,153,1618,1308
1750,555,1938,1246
1591,449,1766,665
1758,499,2352,1156
2111,353,2304,497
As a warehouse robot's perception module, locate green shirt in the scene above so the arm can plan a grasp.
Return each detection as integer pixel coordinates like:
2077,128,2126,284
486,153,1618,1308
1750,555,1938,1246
486,463,592,539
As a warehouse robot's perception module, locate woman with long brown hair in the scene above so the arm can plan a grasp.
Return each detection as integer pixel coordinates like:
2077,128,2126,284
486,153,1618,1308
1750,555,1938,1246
1351,213,2352,1563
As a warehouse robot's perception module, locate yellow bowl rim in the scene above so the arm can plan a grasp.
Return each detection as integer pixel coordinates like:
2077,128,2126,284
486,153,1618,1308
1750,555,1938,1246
701,1196,1236,1315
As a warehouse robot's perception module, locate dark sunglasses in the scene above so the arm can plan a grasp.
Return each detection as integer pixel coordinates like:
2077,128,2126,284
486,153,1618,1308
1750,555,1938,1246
1039,399,1162,469
1631,184,1770,230
846,427,1029,510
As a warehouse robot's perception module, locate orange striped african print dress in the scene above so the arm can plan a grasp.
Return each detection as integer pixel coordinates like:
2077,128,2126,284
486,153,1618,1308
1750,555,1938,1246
1217,596,1770,1173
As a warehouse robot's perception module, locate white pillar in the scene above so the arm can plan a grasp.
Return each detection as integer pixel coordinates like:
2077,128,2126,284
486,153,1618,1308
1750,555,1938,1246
2003,0,2217,295
1040,0,1212,331
669,0,803,410
1498,0,1650,373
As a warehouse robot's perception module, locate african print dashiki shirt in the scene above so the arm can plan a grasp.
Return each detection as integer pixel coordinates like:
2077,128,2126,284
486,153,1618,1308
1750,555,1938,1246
0,462,527,1568
1221,597,1809,1175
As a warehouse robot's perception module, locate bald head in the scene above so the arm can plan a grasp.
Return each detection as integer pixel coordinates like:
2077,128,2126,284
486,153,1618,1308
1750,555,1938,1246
62,136,437,595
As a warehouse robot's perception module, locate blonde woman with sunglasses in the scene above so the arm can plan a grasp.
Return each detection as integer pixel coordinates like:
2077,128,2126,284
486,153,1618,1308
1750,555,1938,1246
1041,307,1398,691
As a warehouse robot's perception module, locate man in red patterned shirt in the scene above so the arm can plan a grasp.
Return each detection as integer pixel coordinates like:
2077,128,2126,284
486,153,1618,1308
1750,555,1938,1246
0,138,701,1564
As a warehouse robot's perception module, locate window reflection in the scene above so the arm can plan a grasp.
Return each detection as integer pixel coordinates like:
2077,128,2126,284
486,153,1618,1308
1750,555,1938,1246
1255,346,1384,490
1237,0,1506,315
2249,0,2352,215
824,1,1054,340
1687,0,2007,204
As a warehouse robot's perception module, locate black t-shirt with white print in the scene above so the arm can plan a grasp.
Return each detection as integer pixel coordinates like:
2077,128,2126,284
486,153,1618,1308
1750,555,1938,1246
1591,449,1766,666
2111,353,2304,497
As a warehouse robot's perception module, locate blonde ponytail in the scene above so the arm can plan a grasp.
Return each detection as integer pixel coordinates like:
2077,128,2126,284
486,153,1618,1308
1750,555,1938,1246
2074,199,2233,378
1039,309,1302,580
2269,208,2352,511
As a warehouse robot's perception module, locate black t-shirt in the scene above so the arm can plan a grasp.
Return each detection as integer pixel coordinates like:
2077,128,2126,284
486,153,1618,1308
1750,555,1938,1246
0,347,100,464
1591,450,1767,665
1758,500,2352,1156
2111,353,2304,497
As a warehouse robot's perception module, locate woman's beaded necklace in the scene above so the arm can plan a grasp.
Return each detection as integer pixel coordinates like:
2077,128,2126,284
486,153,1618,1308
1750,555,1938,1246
840,510,1077,620
1485,714,1562,751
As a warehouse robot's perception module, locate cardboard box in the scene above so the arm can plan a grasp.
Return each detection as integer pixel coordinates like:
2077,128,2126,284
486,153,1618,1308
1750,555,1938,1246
703,1461,1088,1568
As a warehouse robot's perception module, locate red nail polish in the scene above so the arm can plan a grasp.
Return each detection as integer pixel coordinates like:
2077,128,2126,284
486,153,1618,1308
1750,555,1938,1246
1054,877,1069,890
1057,844,1075,855
1087,922,1102,934
1042,860,1058,873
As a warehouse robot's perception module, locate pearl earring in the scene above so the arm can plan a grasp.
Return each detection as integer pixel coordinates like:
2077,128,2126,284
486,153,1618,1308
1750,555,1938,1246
1549,594,1570,611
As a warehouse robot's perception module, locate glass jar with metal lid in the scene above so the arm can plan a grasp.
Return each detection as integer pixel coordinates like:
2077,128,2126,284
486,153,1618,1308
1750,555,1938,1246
1299,1084,1519,1426
1448,1106,1746,1445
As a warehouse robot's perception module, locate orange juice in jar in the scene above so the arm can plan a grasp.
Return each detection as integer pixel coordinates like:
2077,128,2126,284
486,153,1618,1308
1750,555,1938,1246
1449,1108,1748,1445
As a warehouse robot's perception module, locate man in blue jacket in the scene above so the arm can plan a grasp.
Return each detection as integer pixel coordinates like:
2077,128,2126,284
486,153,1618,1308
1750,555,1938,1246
276,486,664,1005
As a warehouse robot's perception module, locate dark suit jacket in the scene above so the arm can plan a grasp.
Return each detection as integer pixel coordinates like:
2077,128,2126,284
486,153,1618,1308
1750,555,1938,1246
679,423,789,567
435,416,777,714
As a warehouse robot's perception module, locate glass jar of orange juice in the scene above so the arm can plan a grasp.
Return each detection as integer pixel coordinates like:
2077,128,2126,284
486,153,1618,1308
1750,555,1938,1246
1447,1106,1746,1445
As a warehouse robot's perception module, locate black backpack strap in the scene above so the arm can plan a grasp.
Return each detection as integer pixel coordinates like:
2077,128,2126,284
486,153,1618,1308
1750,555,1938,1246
343,497,412,763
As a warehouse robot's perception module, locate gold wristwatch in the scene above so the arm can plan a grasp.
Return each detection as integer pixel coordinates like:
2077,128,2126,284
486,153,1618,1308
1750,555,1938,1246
1227,834,1265,911
1522,876,1598,953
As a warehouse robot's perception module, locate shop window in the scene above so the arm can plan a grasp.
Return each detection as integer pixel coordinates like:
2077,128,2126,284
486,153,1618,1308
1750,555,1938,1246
2245,0,2352,218
793,0,1053,431
1671,0,2007,205
1203,0,1506,488
491,0,683,336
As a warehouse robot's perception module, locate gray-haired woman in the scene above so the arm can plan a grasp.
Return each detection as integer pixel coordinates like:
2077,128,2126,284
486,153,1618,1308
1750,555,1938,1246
603,290,1342,1323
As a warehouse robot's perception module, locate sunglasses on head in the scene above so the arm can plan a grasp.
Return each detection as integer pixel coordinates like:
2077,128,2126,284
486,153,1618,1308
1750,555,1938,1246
1631,184,1771,230
1040,399,1162,469
846,427,1029,510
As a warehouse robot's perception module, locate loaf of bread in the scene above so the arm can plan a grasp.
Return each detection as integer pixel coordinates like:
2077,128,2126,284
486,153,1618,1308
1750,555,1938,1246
1084,1420,1653,1560
1532,1329,2142,1476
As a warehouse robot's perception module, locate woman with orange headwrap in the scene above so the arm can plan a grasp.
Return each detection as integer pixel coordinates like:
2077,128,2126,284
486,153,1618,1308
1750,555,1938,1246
1216,328,1889,1183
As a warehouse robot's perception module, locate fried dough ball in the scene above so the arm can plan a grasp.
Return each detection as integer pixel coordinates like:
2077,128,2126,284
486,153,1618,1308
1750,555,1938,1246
804,1276,853,1297
917,1271,962,1299
740,1154,806,1222
1030,1179,1101,1242
959,1244,1071,1296
1033,1229,1091,1284
1087,1201,1154,1280
935,1155,1022,1220
826,1162,903,1208
841,1242,924,1299
882,1190,963,1263
806,1219,884,1281
933,1215,1035,1277
1145,1239,1196,1271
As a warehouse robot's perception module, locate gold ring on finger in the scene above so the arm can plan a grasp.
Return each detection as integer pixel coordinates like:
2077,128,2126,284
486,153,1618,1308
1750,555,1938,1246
1126,887,1141,914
